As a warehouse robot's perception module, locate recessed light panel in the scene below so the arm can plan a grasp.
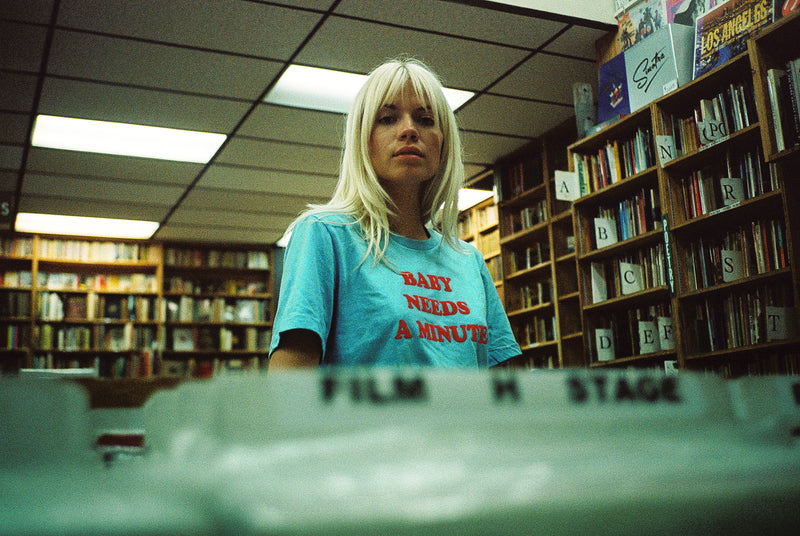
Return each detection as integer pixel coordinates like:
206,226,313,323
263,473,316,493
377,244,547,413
31,115,226,163
265,65,474,113
16,213,160,240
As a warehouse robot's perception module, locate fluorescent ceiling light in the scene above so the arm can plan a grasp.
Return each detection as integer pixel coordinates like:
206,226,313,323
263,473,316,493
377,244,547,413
31,115,226,163
265,65,474,113
15,213,159,240
458,188,495,211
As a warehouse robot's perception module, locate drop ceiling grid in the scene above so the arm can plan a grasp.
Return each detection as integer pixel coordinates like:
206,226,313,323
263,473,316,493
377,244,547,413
0,0,615,244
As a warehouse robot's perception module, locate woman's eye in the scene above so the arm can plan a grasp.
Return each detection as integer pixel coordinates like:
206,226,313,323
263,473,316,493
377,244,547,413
417,115,436,127
376,115,397,125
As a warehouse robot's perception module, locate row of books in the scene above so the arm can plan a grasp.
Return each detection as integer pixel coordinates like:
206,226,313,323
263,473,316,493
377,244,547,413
37,292,157,322
678,149,776,220
38,238,157,263
170,326,272,352
163,296,270,324
765,57,800,152
688,283,795,354
592,187,661,249
1,271,32,288
475,203,498,228
592,303,673,361
2,324,31,350
486,255,502,283
36,323,157,352
518,280,552,310
495,155,543,201
572,127,656,196
38,272,158,293
506,199,548,234
662,81,757,157
458,214,474,239
683,217,788,291
161,356,267,378
164,247,269,270
28,351,160,379
589,243,667,304
164,277,267,296
476,231,500,257
509,242,550,274
0,237,33,257
0,289,31,318
514,314,556,348
709,353,800,378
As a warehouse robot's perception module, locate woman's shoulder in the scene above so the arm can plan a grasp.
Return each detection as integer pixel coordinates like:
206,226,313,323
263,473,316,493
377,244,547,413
294,210,357,229
454,237,483,258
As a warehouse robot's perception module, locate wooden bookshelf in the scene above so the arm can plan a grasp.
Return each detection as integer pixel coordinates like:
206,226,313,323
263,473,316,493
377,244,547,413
0,234,274,378
567,10,800,377
458,190,503,302
489,119,584,369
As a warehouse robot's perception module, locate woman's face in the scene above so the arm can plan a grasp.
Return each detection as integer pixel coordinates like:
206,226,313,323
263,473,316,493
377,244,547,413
368,83,443,190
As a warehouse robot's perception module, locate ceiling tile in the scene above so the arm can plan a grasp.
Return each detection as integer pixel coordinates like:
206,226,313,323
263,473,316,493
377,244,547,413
0,0,55,23
0,72,38,112
47,30,283,100
0,144,23,170
544,25,612,60
460,130,531,166
238,104,346,147
216,138,341,176
457,94,572,139
19,194,168,222
0,21,48,72
463,163,492,182
334,0,569,50
57,0,325,60
155,223,284,245
180,187,311,216
21,172,186,206
25,148,204,185
0,113,29,145
168,206,297,230
201,165,336,199
295,16,529,91
492,53,598,104
38,77,250,133
0,170,17,191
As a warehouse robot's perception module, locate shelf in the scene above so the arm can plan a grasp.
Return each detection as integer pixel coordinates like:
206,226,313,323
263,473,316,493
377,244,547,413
590,350,677,368
0,233,275,378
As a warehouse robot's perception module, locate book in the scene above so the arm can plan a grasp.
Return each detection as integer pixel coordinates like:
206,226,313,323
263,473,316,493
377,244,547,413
785,57,800,147
766,68,797,151
172,327,196,351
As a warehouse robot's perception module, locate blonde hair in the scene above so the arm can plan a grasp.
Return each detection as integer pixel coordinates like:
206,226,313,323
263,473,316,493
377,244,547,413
296,57,465,265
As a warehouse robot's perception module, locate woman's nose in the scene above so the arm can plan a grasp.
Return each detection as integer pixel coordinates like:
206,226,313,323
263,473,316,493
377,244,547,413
398,115,419,141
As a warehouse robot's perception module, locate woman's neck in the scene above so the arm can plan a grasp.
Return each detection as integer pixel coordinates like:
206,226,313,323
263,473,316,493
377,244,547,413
383,182,429,240
389,216,429,240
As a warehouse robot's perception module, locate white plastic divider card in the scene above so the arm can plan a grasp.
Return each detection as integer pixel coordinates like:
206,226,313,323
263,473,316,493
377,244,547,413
1,369,799,535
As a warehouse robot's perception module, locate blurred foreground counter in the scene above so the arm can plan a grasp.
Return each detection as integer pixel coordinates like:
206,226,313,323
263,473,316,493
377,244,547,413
1,368,800,535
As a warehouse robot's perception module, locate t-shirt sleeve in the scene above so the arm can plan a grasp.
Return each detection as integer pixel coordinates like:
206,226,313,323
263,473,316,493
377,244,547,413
478,254,521,366
269,216,337,357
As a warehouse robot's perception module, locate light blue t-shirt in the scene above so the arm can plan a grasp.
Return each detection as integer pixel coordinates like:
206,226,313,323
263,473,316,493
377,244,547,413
270,212,520,367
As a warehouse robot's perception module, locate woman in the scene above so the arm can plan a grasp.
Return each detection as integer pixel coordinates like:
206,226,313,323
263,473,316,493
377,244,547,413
268,57,520,368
